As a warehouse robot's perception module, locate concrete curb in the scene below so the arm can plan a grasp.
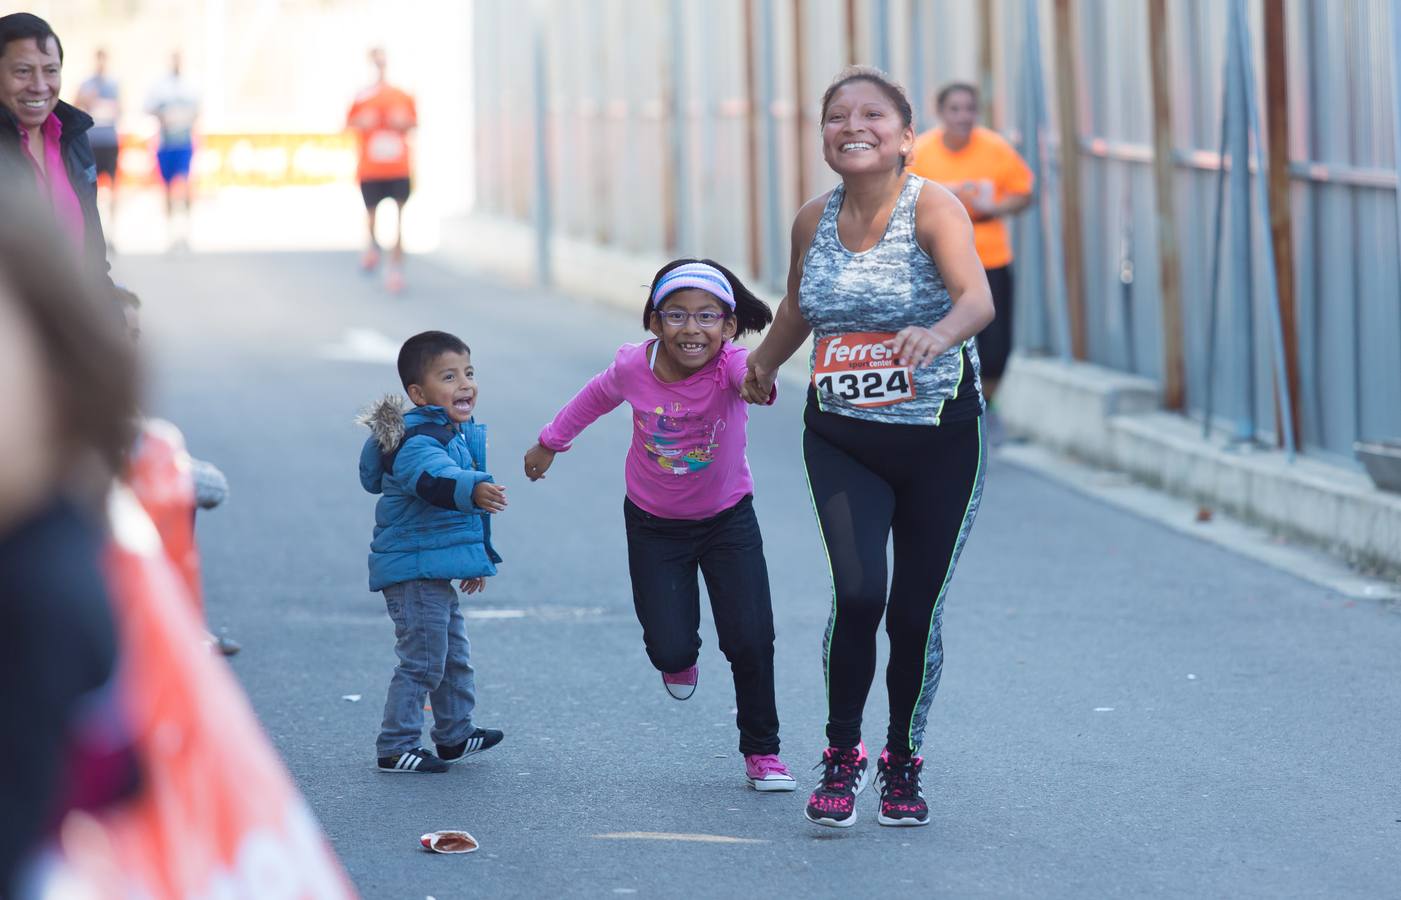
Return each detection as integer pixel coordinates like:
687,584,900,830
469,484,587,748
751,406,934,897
999,355,1401,577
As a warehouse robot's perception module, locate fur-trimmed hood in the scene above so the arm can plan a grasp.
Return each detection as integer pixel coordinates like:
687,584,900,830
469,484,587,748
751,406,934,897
356,400,478,498
355,399,499,590
356,394,411,453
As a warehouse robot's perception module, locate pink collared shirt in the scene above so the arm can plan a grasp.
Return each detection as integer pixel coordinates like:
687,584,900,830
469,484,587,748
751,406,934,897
17,113,86,254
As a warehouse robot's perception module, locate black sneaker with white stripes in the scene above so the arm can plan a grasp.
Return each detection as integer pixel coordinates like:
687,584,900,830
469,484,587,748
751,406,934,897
377,747,449,774
437,727,504,763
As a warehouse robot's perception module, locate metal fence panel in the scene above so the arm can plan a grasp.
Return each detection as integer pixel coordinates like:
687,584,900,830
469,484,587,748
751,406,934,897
471,0,1401,463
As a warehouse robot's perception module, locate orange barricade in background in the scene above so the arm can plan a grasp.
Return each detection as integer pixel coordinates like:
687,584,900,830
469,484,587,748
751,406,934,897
125,419,201,612
116,132,358,189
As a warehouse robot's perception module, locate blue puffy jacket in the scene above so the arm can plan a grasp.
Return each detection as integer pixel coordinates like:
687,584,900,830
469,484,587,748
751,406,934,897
358,398,502,591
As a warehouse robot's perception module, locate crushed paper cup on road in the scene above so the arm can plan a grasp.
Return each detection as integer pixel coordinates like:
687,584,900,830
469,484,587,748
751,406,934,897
420,830,479,854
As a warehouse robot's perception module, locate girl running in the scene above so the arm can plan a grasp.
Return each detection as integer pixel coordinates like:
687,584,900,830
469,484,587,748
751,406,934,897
742,67,995,827
524,259,796,792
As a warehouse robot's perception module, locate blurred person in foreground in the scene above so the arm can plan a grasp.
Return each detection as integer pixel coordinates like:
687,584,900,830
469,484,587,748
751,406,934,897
0,191,141,898
347,46,417,294
144,51,199,252
0,191,355,899
0,12,114,285
906,82,1033,413
74,47,121,247
116,285,239,657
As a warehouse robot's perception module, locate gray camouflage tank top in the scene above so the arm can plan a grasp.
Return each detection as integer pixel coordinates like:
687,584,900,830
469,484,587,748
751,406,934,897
798,174,983,425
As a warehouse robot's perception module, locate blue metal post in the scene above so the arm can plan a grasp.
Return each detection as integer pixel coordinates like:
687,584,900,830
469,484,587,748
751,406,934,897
1225,1,1256,442
1016,5,1049,353
909,0,927,129
531,6,552,287
873,0,891,71
1025,0,1074,360
1234,0,1296,458
669,0,692,253
1202,85,1231,439
1391,0,1401,318
758,0,783,288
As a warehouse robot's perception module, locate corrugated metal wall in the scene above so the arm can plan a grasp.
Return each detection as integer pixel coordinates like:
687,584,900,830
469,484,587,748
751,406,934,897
471,0,1401,464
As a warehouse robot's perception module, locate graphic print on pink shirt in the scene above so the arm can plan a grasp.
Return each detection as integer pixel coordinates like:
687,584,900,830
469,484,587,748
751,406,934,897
537,341,775,520
640,402,729,475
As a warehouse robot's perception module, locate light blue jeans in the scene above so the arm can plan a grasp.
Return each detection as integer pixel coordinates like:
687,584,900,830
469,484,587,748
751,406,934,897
376,579,476,756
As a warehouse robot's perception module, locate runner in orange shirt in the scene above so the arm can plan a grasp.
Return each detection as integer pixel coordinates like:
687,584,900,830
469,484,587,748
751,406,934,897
347,47,416,294
907,82,1033,406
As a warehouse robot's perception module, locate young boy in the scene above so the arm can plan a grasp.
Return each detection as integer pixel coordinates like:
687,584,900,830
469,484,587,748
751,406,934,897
358,330,506,773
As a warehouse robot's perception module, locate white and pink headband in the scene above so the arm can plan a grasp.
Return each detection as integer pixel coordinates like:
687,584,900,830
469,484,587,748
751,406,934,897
650,262,736,309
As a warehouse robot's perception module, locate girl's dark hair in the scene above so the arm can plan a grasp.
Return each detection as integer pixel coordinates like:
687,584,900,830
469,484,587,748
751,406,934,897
936,81,979,110
819,66,915,167
0,192,138,478
642,258,773,338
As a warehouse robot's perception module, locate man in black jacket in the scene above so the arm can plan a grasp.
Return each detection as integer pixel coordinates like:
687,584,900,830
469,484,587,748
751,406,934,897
0,13,113,285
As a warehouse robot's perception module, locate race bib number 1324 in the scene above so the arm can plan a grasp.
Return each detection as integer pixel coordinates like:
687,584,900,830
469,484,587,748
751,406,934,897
813,332,915,408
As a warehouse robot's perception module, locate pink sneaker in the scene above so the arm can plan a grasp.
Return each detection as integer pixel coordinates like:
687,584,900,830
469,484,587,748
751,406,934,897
661,664,698,700
745,754,797,792
359,246,380,272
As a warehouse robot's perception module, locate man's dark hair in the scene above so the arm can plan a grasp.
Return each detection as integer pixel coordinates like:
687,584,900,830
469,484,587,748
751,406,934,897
0,13,64,62
936,81,979,110
397,330,471,390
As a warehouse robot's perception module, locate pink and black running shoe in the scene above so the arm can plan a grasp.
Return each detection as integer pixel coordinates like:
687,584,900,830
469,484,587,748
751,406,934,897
876,747,929,826
804,742,869,827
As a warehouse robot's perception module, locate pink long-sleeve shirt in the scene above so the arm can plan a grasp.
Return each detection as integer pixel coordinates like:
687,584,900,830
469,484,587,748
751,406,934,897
538,340,774,521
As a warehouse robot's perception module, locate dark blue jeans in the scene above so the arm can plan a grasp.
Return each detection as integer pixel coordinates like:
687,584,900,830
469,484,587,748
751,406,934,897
623,494,780,756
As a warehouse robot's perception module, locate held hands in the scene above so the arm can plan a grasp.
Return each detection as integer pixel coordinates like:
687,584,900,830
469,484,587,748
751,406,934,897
472,480,508,513
458,577,487,594
523,443,556,481
741,359,777,405
885,326,949,369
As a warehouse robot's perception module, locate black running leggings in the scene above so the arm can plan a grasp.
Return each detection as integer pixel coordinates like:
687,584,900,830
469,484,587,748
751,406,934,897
624,494,780,756
802,393,985,754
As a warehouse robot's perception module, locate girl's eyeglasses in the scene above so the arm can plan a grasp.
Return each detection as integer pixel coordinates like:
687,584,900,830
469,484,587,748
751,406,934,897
657,310,728,328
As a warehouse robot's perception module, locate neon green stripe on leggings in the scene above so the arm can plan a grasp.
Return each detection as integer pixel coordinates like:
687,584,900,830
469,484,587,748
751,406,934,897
905,414,986,751
800,427,840,713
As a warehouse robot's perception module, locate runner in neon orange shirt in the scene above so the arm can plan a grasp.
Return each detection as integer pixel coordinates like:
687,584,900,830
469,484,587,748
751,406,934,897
346,47,416,293
907,82,1033,406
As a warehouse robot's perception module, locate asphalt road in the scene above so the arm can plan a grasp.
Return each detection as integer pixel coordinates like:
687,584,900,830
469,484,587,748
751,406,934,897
119,249,1401,899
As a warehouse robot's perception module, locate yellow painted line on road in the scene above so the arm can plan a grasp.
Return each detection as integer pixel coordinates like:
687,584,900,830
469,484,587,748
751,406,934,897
592,832,768,845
